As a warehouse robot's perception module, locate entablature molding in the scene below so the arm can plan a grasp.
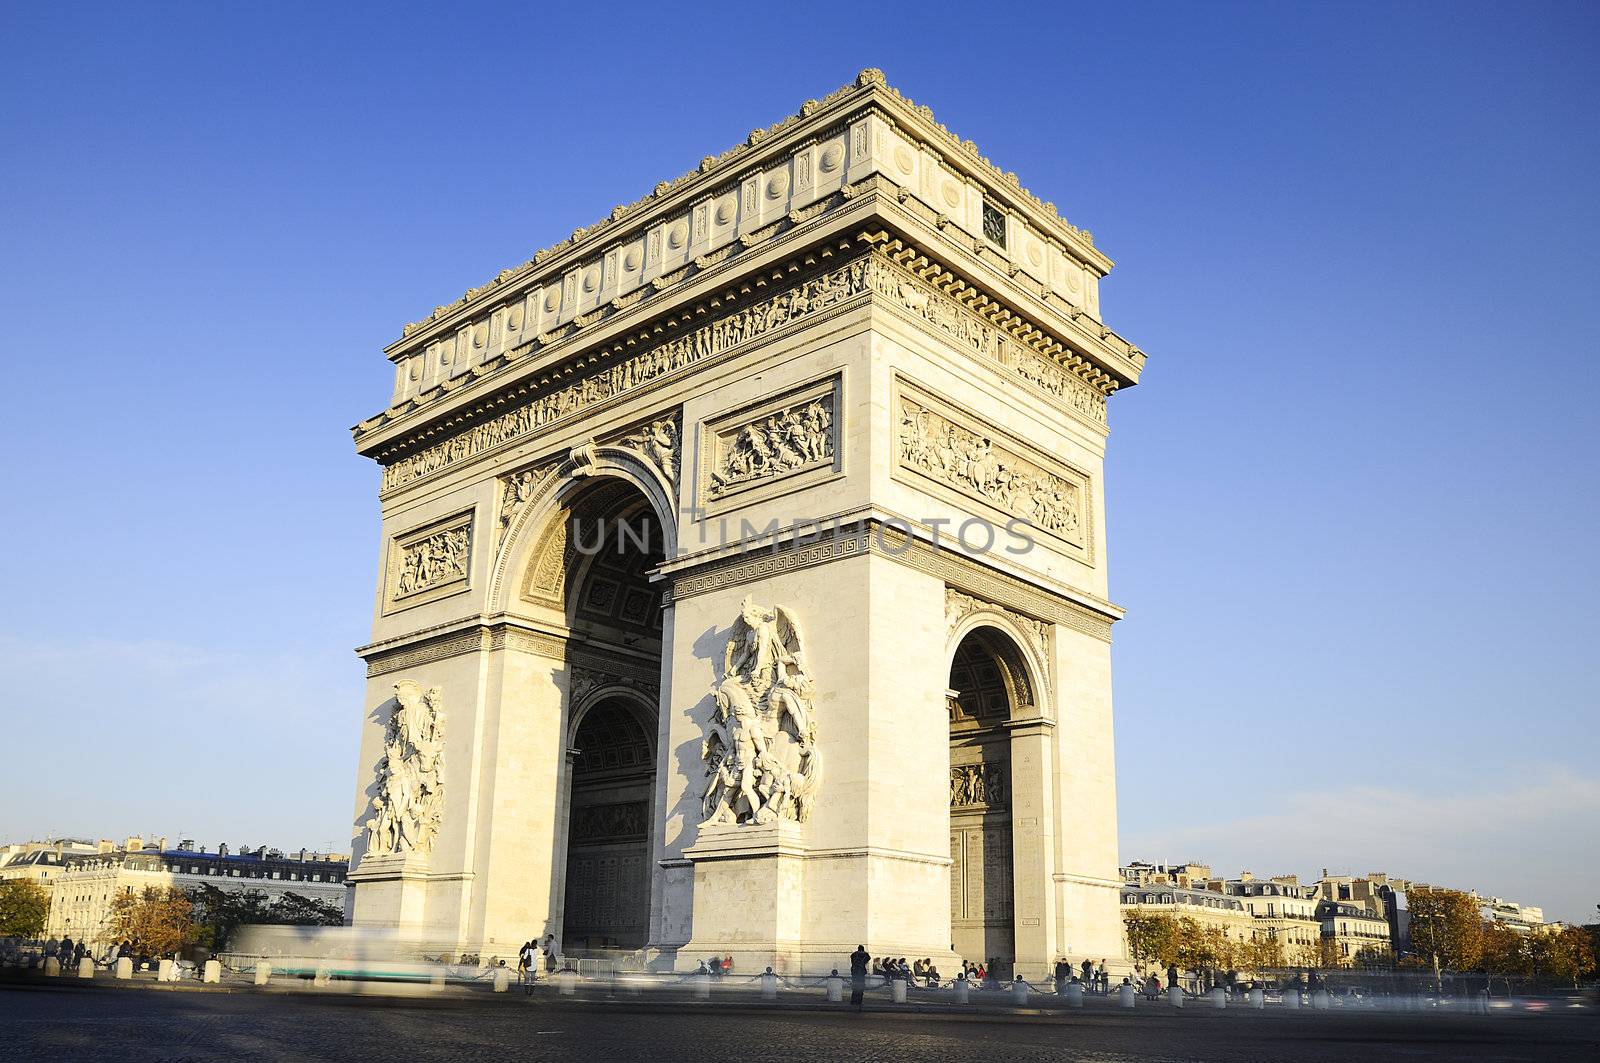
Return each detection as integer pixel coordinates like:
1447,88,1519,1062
659,515,1117,643
363,230,1130,500
381,70,1109,369
359,616,662,679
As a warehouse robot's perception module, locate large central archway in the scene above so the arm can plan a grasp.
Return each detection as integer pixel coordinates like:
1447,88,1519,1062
530,478,667,956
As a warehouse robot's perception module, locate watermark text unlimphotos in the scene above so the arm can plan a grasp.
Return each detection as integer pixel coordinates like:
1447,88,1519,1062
568,509,1039,557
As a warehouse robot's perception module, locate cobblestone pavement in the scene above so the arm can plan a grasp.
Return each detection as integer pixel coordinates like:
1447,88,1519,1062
2,984,1595,1062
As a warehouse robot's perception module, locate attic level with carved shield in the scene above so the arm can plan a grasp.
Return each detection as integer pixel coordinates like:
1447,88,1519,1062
344,71,1147,980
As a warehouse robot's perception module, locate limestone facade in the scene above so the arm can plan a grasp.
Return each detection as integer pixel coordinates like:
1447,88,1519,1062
344,71,1147,980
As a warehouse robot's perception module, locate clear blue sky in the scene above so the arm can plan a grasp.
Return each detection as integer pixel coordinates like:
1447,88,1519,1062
2,3,1595,922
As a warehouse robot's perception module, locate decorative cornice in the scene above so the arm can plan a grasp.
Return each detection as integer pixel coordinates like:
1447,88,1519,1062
368,246,871,491
863,229,1137,391
664,517,1115,643
365,236,1125,497
390,69,1104,352
361,620,662,679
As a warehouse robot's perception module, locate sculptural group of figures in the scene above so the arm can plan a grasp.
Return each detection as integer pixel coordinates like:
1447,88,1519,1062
365,681,446,856
898,399,1081,536
700,597,821,826
950,763,1006,809
396,528,471,595
710,400,833,495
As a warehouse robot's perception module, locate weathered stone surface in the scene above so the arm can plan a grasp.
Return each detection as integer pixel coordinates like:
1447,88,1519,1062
346,72,1144,980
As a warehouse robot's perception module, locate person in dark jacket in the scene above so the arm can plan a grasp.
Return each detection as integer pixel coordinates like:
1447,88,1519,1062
849,944,870,1007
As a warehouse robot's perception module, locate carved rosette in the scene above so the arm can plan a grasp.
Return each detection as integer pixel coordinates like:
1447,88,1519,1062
365,681,446,858
698,597,821,828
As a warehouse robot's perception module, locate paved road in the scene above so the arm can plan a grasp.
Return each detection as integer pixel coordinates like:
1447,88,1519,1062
2,984,1594,1062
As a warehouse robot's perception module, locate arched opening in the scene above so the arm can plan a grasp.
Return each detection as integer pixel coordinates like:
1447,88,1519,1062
534,477,666,956
563,696,655,950
947,625,1032,979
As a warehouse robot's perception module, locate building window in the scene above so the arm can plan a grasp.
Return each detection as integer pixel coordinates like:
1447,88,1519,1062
982,202,1007,247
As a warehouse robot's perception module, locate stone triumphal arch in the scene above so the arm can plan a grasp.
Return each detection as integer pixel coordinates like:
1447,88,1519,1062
346,71,1147,979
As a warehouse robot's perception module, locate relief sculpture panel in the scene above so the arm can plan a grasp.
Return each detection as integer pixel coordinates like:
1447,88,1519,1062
387,512,474,609
701,378,839,507
895,379,1091,559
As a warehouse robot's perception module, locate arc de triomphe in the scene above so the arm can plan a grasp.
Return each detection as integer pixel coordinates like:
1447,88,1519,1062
345,71,1147,979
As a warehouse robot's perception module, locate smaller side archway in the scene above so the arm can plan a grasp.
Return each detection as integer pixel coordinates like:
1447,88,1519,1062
945,621,1045,981
560,691,658,953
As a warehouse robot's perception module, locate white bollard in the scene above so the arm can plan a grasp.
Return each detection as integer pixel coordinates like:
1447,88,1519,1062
1065,982,1084,1008
1209,986,1227,1009
559,968,578,996
691,971,709,1000
43,957,61,977
313,965,332,988
253,962,271,986
203,960,221,984
1249,987,1265,1009
762,969,778,1001
1119,983,1136,1008
953,977,969,1004
493,968,511,993
1012,979,1029,1006
157,959,175,982
891,976,908,1003
1312,989,1331,1010
77,958,94,979
114,957,132,980
1476,989,1489,1015
1283,988,1302,1009
1167,985,1185,1008
826,973,843,1002
429,969,446,991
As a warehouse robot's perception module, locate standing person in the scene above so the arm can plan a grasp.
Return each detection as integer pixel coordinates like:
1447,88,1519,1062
1081,958,1094,989
1096,959,1108,994
849,944,870,1007
542,935,557,976
1167,963,1179,990
1054,957,1070,994
518,939,538,993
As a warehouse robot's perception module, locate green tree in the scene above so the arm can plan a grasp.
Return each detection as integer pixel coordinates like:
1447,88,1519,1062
1408,887,1483,972
1532,926,1595,989
109,886,195,957
1123,912,1177,968
1480,921,1530,977
0,880,50,938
